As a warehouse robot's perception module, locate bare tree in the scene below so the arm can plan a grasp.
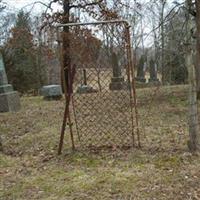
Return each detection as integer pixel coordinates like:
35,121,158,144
194,1,200,99
0,0,6,152
160,0,167,83
186,0,200,99
185,0,200,151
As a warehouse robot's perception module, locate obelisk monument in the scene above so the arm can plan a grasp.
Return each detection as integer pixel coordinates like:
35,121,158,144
0,52,20,112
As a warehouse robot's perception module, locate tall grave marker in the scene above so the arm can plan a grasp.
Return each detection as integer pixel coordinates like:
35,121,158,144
0,52,20,112
109,51,126,90
149,59,159,83
136,55,146,83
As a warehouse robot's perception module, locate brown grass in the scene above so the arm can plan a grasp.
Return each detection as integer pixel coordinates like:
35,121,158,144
1,85,200,200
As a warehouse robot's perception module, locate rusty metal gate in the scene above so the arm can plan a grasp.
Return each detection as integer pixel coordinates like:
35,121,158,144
55,20,140,154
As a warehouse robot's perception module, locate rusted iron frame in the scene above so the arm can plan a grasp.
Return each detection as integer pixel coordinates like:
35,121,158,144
55,19,130,28
55,19,140,153
56,28,75,155
124,27,135,147
125,25,141,148
58,63,75,155
71,95,81,142
58,65,76,155
57,30,70,153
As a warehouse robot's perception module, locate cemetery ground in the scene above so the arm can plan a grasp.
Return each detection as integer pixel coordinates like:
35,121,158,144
1,85,200,200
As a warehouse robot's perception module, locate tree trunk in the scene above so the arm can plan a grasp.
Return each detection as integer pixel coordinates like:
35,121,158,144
195,1,200,99
62,0,71,93
186,48,200,151
161,1,166,84
186,0,200,151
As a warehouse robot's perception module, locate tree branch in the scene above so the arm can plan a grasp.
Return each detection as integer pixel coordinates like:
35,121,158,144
70,0,103,9
22,0,59,14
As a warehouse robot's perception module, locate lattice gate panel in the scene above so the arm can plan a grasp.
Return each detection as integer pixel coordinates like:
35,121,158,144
72,68,134,148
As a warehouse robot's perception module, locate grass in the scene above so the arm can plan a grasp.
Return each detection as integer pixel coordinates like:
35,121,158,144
1,85,200,199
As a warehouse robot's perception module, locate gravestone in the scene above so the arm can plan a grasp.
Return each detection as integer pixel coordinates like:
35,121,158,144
136,55,146,83
0,52,21,112
77,69,97,94
148,59,159,83
109,51,126,90
40,85,63,100
47,58,61,85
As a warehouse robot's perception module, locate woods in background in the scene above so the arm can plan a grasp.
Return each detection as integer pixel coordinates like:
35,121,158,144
0,0,194,93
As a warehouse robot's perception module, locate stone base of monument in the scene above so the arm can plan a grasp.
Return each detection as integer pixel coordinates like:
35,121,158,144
148,78,160,83
109,77,128,91
135,81,147,88
40,85,63,100
77,85,98,94
0,84,13,93
0,91,21,112
135,77,146,83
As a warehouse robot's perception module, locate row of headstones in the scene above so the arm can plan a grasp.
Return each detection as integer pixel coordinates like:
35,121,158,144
40,63,128,99
136,55,159,83
40,54,160,99
0,51,160,113
77,54,160,94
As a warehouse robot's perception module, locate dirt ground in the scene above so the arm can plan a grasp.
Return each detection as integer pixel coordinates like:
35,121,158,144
1,85,200,200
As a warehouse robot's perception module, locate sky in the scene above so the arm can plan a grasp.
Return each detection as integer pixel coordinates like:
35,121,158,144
6,0,184,13
3,0,185,47
6,0,61,14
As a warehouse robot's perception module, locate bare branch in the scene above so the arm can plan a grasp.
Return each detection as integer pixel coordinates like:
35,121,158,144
70,0,103,9
22,0,59,14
